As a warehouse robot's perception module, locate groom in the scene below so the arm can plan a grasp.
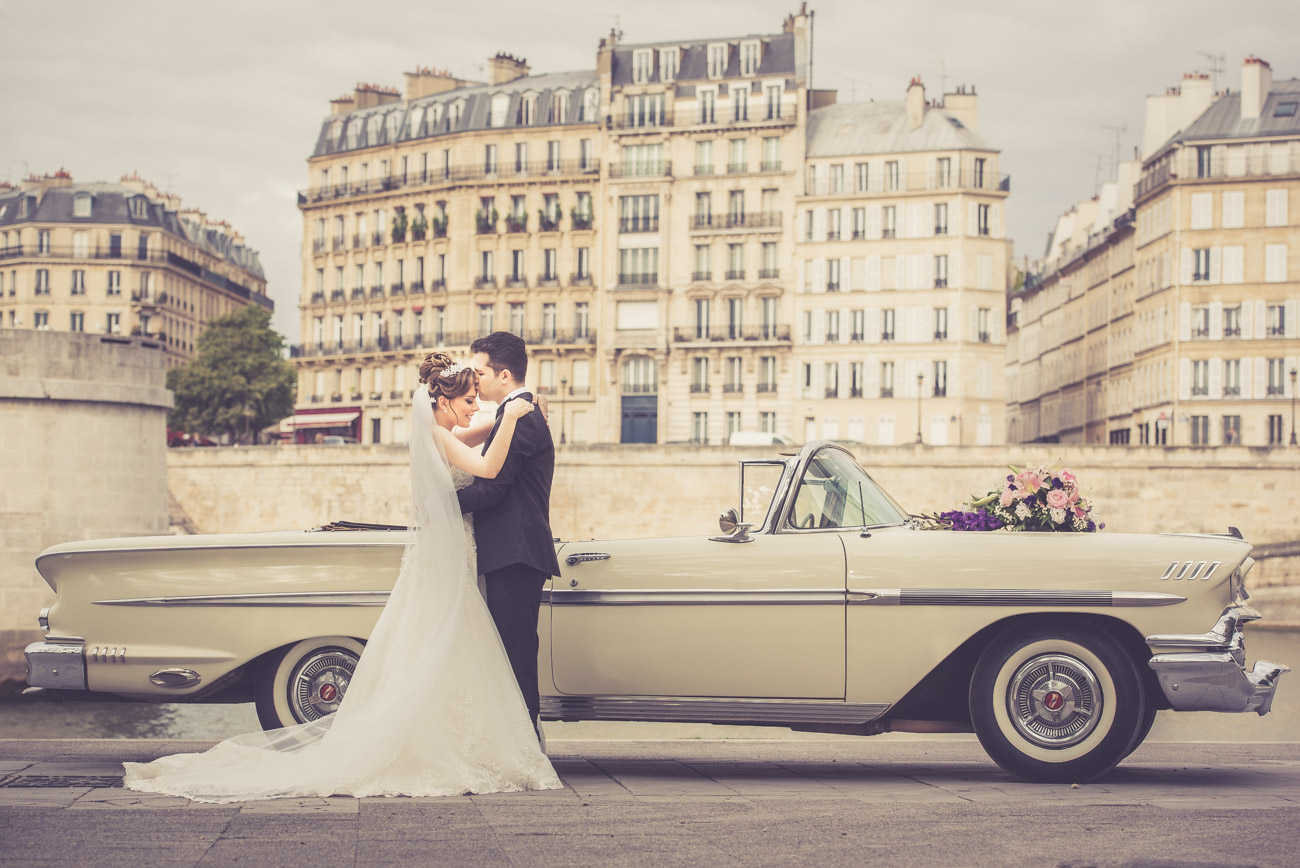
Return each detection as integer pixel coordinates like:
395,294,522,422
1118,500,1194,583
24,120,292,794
457,331,561,734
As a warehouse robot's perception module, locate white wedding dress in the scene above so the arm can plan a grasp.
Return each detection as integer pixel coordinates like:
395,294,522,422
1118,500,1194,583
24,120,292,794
122,385,562,802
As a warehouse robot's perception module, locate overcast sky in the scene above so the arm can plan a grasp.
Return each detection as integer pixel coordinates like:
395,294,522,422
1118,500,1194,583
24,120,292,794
2,0,1297,342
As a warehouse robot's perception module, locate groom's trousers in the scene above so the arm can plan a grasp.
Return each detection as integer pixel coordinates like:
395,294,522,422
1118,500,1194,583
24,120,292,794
483,563,550,725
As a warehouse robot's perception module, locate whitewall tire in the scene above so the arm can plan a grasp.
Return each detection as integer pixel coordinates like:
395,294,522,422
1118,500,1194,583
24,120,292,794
254,636,364,731
969,622,1145,783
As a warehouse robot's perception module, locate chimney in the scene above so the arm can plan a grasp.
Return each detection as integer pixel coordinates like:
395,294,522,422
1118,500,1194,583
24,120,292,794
352,83,401,110
1241,56,1272,121
942,84,978,131
404,66,466,100
488,52,529,86
906,77,925,130
329,94,357,116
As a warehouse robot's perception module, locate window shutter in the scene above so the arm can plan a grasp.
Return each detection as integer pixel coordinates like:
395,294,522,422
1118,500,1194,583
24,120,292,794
895,256,906,291
1241,299,1253,339
969,305,980,342
898,158,908,191
850,257,865,291
866,308,880,343
813,259,826,293
1208,357,1223,398
866,255,882,291
1266,189,1288,227
1179,302,1191,341
866,205,882,240
1179,358,1191,401
813,310,825,345
1287,300,1298,338
950,252,962,288
1241,357,1254,400
1179,248,1193,284
968,202,979,237
990,204,1001,238
907,204,925,238
795,258,805,293
1209,301,1223,339
1208,247,1221,284
926,160,935,190
1223,246,1244,284
949,199,961,235
1254,357,1267,398
865,359,879,396
813,209,827,242
841,257,852,291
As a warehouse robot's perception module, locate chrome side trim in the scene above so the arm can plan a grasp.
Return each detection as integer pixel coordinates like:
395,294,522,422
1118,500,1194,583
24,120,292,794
36,539,405,570
847,589,1185,607
547,588,844,606
540,695,890,726
94,590,391,607
149,668,201,688
89,646,126,664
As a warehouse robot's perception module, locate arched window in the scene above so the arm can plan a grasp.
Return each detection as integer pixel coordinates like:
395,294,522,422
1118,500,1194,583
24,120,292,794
621,356,658,394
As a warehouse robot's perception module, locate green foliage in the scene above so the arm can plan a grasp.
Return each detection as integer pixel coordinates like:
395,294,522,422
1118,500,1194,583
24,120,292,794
166,305,296,444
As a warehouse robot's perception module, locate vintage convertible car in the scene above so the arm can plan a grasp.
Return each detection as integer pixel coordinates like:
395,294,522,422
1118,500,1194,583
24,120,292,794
25,441,1288,782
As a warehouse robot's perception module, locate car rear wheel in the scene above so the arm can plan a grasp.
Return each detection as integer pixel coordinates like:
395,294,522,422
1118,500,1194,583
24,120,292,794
254,636,364,731
969,622,1145,783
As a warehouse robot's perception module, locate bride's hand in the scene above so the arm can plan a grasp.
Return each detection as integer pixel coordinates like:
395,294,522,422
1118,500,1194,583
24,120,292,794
504,398,535,421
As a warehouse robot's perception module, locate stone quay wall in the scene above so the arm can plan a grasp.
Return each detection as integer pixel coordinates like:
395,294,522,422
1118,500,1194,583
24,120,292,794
168,441,1300,556
1,330,172,686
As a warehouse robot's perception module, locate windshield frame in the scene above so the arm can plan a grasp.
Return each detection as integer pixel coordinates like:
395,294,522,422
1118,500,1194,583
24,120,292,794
776,443,909,534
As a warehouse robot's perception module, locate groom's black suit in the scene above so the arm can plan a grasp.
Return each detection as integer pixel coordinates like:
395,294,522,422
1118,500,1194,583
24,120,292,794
457,392,560,725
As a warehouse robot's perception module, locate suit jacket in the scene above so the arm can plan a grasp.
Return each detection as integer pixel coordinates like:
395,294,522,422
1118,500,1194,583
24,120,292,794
456,392,562,577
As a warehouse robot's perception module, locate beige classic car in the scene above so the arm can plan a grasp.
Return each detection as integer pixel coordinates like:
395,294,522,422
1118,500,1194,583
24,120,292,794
26,441,1287,782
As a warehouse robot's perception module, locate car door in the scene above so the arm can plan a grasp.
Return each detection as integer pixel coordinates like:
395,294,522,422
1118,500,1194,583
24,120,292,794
550,533,846,699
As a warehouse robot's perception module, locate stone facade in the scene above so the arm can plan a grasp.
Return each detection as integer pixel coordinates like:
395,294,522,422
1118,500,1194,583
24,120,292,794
0,329,172,685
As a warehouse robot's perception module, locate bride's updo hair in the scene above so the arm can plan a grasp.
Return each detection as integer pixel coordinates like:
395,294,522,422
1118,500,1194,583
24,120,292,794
419,352,478,406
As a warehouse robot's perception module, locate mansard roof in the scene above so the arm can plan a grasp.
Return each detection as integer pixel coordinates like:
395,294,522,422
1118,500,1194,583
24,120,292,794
0,181,264,279
609,31,796,85
805,101,996,157
1179,78,1300,143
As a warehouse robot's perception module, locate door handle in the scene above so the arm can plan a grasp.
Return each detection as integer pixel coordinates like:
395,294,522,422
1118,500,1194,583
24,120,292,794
566,552,611,567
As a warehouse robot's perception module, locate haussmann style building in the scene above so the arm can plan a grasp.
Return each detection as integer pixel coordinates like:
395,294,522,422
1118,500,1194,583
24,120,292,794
0,171,270,368
288,6,1011,446
1008,57,1299,447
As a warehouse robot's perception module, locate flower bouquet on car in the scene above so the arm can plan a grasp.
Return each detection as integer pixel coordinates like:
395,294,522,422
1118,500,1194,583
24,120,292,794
914,465,1104,533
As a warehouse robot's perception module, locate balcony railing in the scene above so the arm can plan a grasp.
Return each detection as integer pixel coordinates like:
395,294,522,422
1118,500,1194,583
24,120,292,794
673,325,791,343
310,291,325,304
723,383,743,393
756,383,777,393
520,329,597,346
758,268,779,280
690,212,782,231
690,383,710,394
804,168,1011,196
880,388,894,398
298,160,602,205
759,160,782,173
569,273,593,286
430,278,446,291
609,107,795,131
619,217,659,233
694,164,716,176
725,269,745,281
825,388,839,399
332,237,345,250
1136,149,1300,203
370,286,385,298
617,273,659,287
505,277,528,288
609,160,672,179
691,271,712,282
350,288,365,300
474,277,497,289
727,162,747,174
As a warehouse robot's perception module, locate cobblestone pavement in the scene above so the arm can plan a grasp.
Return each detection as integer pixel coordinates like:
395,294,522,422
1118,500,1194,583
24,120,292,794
0,738,1297,867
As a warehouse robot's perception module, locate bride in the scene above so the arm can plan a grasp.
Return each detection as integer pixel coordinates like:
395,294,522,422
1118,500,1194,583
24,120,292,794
123,352,562,802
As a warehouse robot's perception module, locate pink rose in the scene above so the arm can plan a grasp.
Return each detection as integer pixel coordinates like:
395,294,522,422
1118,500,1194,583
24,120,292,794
999,488,1014,508
1046,490,1070,510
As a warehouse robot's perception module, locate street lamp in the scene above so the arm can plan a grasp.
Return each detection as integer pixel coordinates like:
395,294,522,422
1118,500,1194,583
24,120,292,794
915,371,925,444
1290,368,1297,446
559,377,567,445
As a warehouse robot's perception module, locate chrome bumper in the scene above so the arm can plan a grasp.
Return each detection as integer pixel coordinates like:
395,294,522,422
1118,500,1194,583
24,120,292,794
1147,605,1288,714
24,639,87,691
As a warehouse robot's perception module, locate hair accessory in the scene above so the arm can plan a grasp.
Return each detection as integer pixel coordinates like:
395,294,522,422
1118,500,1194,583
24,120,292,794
439,362,467,378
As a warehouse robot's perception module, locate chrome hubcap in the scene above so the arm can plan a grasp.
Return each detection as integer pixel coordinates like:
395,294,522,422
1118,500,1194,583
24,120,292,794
290,649,358,723
1007,653,1102,748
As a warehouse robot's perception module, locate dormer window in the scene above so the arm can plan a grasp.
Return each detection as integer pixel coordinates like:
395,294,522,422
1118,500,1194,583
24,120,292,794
519,93,538,125
489,93,510,127
385,110,401,141
660,48,680,82
408,105,425,136
450,100,465,126
632,49,654,85
707,43,728,79
552,90,570,123
128,196,147,219
366,113,382,143
582,88,599,123
73,193,93,218
430,103,444,130
740,40,761,76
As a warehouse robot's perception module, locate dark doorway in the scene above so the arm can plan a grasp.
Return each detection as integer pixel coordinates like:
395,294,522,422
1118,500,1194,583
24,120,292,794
620,396,657,443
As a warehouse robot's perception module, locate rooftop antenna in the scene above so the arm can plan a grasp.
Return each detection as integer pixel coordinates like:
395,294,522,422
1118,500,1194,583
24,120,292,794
599,13,623,41
836,74,869,102
936,55,948,95
1197,51,1226,91
1098,124,1127,180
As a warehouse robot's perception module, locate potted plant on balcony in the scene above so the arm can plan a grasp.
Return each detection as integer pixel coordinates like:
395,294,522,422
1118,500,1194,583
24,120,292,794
432,214,448,238
391,209,408,243
506,212,528,233
539,208,560,232
476,208,499,234
570,207,592,231
410,212,427,241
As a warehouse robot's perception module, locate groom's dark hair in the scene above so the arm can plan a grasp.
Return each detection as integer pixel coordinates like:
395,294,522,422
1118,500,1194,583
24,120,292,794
471,331,528,383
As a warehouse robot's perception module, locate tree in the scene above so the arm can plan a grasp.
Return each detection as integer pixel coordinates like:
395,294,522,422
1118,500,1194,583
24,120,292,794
167,305,296,444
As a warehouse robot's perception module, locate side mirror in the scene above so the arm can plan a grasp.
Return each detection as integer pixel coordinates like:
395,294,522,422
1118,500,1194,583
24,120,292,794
712,508,755,543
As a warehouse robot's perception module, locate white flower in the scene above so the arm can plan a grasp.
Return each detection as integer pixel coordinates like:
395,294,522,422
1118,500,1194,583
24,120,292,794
1073,516,1087,531
439,362,467,378
1050,507,1066,524
1014,502,1031,520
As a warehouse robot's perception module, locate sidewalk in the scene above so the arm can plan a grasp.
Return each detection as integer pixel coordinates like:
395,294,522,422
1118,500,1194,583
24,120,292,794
1,739,1298,867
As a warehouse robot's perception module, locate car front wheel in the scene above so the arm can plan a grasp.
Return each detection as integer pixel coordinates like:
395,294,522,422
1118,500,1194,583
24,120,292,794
969,622,1145,783
254,636,364,731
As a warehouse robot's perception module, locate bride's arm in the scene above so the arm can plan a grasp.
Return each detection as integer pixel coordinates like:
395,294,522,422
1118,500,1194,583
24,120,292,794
435,401,533,479
453,414,493,447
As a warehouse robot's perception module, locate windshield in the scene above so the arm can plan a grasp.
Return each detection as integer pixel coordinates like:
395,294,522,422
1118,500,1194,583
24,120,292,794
787,447,908,530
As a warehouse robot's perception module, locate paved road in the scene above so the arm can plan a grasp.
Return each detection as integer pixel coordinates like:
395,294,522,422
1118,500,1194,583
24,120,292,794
1,738,1297,867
